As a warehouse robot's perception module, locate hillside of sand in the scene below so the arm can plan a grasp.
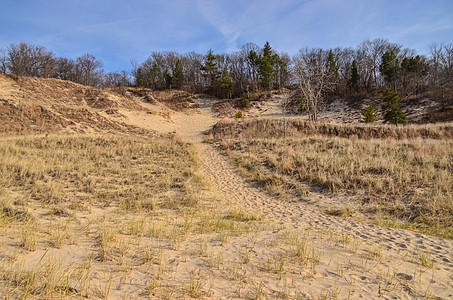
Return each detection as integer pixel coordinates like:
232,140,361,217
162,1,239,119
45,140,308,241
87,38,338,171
1,75,452,299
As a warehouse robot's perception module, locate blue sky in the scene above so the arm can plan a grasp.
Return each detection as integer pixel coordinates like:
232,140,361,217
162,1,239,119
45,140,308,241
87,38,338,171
1,0,452,72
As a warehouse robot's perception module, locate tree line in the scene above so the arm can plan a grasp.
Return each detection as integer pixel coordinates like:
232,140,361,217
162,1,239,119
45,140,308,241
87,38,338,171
0,42,130,87
1,39,452,112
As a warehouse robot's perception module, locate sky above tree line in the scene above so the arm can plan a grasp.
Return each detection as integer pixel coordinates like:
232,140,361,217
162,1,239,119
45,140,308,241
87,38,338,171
1,0,452,73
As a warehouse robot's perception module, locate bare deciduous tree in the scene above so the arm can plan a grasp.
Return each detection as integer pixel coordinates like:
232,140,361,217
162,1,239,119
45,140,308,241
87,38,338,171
104,71,131,87
293,48,336,121
429,43,453,102
75,54,104,87
275,52,292,90
227,51,248,95
54,57,76,81
242,42,261,93
182,51,204,90
357,39,401,89
0,49,7,74
7,42,55,78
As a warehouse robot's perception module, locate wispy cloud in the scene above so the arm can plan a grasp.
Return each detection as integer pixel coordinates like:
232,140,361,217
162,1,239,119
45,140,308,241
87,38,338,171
195,0,243,51
74,19,138,32
195,0,303,51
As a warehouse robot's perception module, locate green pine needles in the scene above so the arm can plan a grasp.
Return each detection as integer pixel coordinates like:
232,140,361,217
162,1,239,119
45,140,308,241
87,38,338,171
363,104,378,123
382,89,407,125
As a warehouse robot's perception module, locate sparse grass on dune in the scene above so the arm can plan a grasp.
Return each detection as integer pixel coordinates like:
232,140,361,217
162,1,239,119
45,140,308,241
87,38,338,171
0,128,450,299
0,134,208,298
212,119,453,238
0,134,198,212
0,134,282,299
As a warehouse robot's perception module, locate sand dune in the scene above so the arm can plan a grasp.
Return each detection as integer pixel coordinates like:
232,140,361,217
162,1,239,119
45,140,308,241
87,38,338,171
1,75,452,298
117,96,453,299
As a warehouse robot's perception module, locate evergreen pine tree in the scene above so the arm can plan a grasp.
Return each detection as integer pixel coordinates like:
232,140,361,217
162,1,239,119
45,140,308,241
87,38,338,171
382,89,407,125
362,104,378,123
219,69,233,98
349,60,360,93
327,50,339,78
259,41,276,92
149,64,162,90
201,49,218,94
248,49,260,93
163,69,172,89
173,59,184,89
327,50,339,92
380,51,399,89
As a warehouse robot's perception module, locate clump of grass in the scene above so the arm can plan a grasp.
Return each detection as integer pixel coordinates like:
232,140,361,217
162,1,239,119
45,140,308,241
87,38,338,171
418,253,435,269
225,209,261,222
19,220,39,251
0,258,77,299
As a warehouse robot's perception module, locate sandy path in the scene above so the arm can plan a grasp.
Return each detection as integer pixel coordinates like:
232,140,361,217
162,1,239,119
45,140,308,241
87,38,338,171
122,97,453,298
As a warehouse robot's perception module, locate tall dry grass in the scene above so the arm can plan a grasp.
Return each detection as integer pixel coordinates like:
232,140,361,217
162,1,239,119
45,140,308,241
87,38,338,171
0,134,203,298
212,119,453,238
0,134,199,211
212,118,453,140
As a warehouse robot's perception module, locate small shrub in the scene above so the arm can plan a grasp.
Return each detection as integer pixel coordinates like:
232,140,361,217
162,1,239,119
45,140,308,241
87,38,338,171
298,96,309,112
363,104,378,123
235,111,244,119
240,93,250,108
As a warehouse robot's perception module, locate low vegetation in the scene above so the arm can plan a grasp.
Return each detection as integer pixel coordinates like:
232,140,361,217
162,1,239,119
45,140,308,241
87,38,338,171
0,134,217,298
0,133,360,299
211,119,453,238
1,133,446,299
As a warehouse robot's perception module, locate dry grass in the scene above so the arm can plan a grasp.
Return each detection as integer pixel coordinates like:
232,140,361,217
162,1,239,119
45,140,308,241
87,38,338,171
1,133,443,299
1,75,451,298
0,133,290,299
0,134,198,211
129,88,199,111
0,74,157,136
211,119,453,238
212,118,453,140
0,134,449,299
0,134,206,298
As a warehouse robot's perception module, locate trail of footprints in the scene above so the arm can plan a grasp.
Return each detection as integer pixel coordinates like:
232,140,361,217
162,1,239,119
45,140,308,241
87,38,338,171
197,143,453,274
170,99,453,296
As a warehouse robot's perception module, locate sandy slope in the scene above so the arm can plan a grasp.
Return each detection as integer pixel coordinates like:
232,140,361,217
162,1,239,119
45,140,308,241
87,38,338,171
2,75,452,298
115,96,453,299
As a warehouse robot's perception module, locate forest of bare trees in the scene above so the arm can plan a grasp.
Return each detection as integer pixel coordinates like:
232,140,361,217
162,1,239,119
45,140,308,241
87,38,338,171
1,39,452,110
0,42,130,87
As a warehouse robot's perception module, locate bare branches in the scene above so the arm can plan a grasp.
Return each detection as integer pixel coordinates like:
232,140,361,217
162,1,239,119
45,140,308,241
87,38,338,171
293,48,336,121
6,42,55,78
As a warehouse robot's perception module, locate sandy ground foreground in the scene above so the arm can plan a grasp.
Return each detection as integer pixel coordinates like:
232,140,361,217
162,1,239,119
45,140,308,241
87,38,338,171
112,97,453,299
